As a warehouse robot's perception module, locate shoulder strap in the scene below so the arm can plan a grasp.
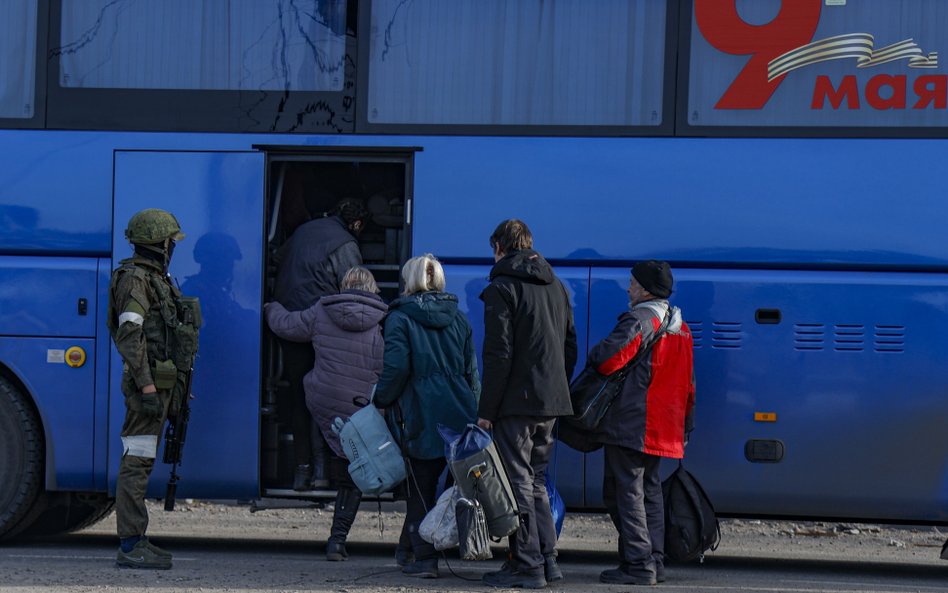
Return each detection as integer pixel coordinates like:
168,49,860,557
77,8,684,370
614,307,673,378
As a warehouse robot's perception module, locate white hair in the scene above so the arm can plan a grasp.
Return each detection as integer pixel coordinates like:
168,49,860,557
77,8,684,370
401,253,445,295
341,266,379,294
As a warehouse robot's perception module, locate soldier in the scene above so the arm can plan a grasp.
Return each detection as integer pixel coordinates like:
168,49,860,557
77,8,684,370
107,209,201,570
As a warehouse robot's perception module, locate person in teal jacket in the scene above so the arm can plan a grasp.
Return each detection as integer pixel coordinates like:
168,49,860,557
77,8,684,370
374,253,480,579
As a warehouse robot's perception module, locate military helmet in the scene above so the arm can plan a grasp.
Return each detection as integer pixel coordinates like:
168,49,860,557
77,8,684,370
125,209,185,245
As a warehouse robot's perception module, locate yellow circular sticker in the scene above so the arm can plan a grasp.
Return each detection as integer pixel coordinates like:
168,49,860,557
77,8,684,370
65,346,86,368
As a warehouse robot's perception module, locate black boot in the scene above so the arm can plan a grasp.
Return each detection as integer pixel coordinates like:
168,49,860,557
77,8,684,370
326,487,362,561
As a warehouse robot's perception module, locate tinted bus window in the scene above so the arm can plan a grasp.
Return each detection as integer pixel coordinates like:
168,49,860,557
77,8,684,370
0,1,38,118
366,0,666,127
688,0,948,129
59,0,347,91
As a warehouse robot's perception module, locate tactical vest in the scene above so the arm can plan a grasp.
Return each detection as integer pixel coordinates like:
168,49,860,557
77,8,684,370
108,257,201,403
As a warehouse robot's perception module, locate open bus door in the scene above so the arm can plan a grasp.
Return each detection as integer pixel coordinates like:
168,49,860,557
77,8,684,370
112,150,265,501
257,146,418,498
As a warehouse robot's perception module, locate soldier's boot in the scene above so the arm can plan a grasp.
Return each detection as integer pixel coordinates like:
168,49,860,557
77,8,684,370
143,537,173,559
117,539,172,570
326,487,362,561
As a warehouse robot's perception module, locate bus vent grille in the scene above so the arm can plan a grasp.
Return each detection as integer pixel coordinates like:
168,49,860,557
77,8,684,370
711,322,742,349
833,324,865,352
874,325,905,353
794,324,825,351
688,321,703,349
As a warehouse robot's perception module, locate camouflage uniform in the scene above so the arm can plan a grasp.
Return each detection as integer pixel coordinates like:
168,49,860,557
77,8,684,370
107,210,199,567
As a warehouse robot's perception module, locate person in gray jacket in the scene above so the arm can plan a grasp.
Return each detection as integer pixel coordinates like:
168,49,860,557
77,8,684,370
265,266,386,562
272,198,368,490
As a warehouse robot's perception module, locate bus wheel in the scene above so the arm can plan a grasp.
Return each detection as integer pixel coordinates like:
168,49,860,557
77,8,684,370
21,493,114,537
0,376,44,540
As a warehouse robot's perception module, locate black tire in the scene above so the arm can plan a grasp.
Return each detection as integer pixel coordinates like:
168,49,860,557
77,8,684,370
21,492,114,537
0,376,44,540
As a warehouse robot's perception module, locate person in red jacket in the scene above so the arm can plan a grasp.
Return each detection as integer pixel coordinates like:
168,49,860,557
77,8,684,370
586,260,695,586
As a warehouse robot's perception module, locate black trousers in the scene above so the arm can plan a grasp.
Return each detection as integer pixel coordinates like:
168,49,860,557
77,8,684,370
493,416,557,575
602,445,664,574
403,456,447,561
279,339,314,465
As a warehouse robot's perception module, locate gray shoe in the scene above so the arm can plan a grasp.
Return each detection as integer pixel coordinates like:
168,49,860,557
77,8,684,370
544,553,563,582
599,566,656,586
116,539,172,570
483,564,547,589
402,558,439,578
142,537,172,560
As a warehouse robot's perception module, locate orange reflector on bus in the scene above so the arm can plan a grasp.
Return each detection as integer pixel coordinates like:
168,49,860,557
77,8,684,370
754,412,777,422
65,346,86,368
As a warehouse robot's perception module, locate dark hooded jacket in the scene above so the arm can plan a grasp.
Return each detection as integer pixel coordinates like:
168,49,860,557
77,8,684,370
373,291,481,460
264,290,387,458
478,249,577,421
272,215,362,312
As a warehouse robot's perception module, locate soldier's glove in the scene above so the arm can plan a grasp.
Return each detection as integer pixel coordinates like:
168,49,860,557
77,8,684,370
140,392,162,418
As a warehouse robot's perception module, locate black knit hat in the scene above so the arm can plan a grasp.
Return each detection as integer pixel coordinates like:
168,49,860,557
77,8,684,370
632,260,673,298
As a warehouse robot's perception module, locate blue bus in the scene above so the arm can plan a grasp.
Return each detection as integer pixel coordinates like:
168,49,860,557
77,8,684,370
3,0,948,539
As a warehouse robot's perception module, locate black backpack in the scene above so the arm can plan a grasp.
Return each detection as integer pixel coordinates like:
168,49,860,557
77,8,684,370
662,463,721,563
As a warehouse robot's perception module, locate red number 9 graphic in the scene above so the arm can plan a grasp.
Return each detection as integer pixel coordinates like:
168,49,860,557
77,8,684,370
695,0,822,109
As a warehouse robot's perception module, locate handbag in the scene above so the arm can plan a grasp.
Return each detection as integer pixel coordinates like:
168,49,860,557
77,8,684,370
564,309,672,432
456,496,493,561
419,486,459,551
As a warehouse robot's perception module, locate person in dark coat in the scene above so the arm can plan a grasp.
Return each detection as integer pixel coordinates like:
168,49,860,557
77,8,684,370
477,219,577,589
586,260,695,586
374,254,481,579
265,266,386,562
272,198,368,491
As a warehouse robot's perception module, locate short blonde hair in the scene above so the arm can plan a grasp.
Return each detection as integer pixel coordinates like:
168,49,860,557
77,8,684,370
401,254,445,295
341,266,379,294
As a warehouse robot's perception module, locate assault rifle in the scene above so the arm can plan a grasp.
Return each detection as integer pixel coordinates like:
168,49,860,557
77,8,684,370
163,366,192,511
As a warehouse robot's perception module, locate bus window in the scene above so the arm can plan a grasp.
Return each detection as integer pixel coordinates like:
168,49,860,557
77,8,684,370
365,0,667,127
58,0,347,91
0,1,38,119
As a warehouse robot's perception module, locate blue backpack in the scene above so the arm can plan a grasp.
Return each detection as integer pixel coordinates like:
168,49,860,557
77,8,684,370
332,403,407,496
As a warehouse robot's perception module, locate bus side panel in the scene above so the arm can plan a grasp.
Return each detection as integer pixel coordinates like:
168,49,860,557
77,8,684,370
412,137,948,269
0,256,100,490
0,337,95,491
444,264,590,507
111,150,264,499
586,267,948,522
0,131,112,254
0,256,98,337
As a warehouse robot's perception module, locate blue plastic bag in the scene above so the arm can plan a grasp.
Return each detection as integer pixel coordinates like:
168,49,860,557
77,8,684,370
438,423,492,461
546,441,565,538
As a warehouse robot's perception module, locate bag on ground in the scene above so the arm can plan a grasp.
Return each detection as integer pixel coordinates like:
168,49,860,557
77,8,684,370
440,424,520,539
662,463,721,563
456,496,493,561
419,486,459,551
332,403,406,496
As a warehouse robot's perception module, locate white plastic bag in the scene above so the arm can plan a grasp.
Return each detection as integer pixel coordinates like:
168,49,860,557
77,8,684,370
419,486,459,550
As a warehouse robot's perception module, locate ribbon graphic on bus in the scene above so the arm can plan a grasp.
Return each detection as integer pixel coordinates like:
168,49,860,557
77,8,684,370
768,33,939,82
